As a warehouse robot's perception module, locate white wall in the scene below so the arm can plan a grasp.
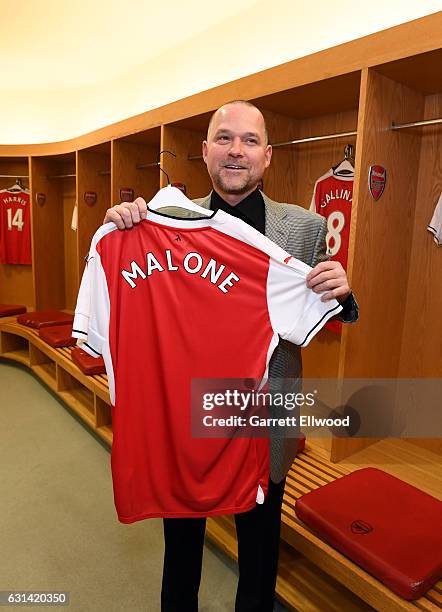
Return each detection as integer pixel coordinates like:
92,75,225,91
0,0,440,144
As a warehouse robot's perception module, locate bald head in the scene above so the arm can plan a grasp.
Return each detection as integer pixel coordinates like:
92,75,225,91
202,100,272,205
207,101,269,147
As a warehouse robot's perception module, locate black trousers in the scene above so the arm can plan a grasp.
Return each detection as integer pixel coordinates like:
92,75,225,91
161,477,286,612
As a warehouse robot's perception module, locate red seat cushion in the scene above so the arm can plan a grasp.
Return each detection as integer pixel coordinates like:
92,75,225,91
0,304,27,317
71,346,106,375
295,467,442,600
39,324,76,348
17,310,74,329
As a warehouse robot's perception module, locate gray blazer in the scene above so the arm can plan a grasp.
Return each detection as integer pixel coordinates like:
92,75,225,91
163,191,344,482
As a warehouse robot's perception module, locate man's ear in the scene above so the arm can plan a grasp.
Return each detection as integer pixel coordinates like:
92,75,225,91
202,140,208,163
265,144,272,169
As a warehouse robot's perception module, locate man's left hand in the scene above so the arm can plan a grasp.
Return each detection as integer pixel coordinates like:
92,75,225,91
306,261,351,303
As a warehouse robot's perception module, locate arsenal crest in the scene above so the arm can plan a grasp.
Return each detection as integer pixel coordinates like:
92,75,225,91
171,182,187,195
84,191,97,206
36,192,46,206
120,187,134,201
368,165,386,201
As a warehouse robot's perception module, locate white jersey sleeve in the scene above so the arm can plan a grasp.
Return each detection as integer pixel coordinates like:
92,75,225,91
309,169,332,213
267,255,342,347
427,192,442,246
72,225,113,358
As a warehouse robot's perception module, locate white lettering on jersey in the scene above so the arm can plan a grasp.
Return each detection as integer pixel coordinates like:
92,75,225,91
146,252,164,275
218,272,240,293
320,189,353,208
183,252,203,274
121,249,239,293
121,262,147,288
165,249,179,271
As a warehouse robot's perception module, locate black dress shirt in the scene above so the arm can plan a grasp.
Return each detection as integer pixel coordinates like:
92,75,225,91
210,188,265,235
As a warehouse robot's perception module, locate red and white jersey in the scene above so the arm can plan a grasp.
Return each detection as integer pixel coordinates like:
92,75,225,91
310,170,353,334
0,188,32,265
72,208,341,523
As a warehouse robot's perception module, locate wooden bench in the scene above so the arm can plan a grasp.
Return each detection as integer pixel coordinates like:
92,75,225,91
1,315,441,611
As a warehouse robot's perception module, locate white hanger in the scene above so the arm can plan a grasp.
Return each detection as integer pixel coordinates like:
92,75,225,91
8,178,28,192
333,159,354,176
147,185,212,216
333,144,355,177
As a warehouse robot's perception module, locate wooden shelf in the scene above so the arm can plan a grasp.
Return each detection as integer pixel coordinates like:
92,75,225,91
32,362,57,390
58,388,95,428
1,349,30,366
96,425,112,446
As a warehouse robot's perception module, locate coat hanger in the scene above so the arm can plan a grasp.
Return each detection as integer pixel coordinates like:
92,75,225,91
8,177,25,191
332,144,355,176
147,185,212,216
147,150,212,216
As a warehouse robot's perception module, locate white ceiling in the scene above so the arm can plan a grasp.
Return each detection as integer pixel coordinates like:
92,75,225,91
0,0,261,91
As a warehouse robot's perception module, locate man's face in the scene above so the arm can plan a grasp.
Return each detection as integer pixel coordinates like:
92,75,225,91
202,104,272,201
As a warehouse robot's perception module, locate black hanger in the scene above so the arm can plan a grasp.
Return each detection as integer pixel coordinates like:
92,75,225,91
158,150,176,185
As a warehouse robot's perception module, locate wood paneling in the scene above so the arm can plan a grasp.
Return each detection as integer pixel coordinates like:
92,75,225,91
77,148,111,288
30,156,69,310
398,92,442,378
254,73,361,120
343,69,424,379
62,168,77,311
111,139,159,206
376,48,442,95
396,92,442,457
330,68,425,462
260,108,300,204
161,125,212,199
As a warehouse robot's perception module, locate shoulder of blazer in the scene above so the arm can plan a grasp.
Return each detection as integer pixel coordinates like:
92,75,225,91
262,192,324,228
193,193,212,209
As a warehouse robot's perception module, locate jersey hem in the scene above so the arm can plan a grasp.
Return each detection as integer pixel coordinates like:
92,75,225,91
116,498,264,523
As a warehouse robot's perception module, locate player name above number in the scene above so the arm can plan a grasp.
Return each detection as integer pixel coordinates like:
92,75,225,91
121,249,240,293
320,188,352,207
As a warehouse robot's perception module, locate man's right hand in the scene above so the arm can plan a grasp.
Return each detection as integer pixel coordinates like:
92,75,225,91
103,196,148,229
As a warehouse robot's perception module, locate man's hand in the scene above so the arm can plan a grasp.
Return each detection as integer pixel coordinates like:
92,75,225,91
306,261,351,303
103,197,148,229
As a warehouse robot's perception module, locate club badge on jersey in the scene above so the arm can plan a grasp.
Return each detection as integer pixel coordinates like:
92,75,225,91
310,168,354,334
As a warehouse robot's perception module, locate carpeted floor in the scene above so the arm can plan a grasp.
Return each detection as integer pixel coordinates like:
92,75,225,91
0,361,242,611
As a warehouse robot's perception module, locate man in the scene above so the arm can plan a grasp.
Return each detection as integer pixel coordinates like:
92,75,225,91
103,100,358,612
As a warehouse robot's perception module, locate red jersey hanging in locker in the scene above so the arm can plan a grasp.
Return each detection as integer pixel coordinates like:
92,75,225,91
0,187,32,264
310,168,353,334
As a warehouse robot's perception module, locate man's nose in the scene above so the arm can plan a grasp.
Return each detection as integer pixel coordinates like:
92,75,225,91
228,137,244,156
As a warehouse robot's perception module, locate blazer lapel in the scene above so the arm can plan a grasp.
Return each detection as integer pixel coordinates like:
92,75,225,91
262,192,290,250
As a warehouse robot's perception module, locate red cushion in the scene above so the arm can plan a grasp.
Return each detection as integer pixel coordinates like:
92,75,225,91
295,467,442,600
0,304,27,317
71,346,106,375
17,310,74,329
39,324,76,348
